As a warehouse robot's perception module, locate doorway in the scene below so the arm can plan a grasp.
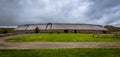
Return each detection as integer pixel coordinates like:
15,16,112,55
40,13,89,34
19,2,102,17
64,30,68,33
74,30,77,33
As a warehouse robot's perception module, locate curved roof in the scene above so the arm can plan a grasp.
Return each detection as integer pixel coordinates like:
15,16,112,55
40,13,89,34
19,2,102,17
14,23,108,31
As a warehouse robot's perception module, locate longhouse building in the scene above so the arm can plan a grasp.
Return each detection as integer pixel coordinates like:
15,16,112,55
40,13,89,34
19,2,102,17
14,23,108,33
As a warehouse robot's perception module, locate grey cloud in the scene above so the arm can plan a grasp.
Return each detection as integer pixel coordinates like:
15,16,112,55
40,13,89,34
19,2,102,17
0,0,120,26
86,0,120,25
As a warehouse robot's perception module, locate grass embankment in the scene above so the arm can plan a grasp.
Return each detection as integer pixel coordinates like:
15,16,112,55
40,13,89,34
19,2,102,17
0,48,120,57
5,33,120,42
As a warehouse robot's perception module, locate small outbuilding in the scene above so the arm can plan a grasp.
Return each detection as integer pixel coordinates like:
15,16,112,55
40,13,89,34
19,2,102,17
14,23,108,33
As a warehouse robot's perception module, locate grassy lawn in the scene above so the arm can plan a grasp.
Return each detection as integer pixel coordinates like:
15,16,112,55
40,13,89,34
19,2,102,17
0,48,120,57
5,33,120,42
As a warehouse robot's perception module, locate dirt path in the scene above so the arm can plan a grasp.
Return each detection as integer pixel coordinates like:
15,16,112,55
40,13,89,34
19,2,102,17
0,42,120,49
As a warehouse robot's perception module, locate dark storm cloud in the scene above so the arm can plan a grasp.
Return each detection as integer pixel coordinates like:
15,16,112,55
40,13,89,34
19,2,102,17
0,0,120,26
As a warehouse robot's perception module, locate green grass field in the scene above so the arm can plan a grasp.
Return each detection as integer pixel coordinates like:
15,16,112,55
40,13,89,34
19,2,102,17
0,48,120,57
5,33,120,42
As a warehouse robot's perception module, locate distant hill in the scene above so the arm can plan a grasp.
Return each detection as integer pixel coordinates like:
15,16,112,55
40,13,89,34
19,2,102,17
104,25,120,33
0,28,15,34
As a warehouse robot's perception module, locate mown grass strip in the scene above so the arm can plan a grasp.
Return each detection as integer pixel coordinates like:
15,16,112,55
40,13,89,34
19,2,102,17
5,33,120,42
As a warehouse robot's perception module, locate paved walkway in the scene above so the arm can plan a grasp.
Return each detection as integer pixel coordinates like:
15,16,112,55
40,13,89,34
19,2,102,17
0,35,120,49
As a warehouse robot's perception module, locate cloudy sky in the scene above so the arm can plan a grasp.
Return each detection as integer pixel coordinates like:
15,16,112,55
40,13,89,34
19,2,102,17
0,0,120,26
